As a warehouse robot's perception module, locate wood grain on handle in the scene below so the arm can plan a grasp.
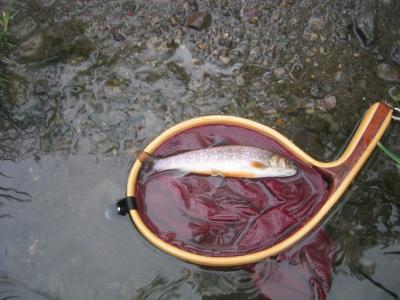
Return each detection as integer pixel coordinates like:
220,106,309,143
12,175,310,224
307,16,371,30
319,103,392,191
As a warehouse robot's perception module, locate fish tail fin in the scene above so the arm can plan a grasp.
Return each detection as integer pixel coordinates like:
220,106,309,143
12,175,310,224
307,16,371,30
136,150,157,165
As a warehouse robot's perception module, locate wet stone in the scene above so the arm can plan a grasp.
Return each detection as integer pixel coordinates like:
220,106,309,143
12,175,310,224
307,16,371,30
123,139,135,150
391,46,400,65
308,16,325,31
341,15,353,29
122,1,138,15
377,63,400,83
309,32,319,41
219,55,230,65
135,71,161,83
388,86,400,102
310,85,320,97
10,16,37,39
235,74,246,87
8,75,30,107
34,82,48,95
359,258,376,276
353,0,376,47
290,63,304,80
242,7,261,18
170,16,178,27
337,29,348,41
248,17,258,25
112,30,126,42
186,11,212,31
18,33,43,59
321,95,336,110
166,62,190,82
273,67,286,78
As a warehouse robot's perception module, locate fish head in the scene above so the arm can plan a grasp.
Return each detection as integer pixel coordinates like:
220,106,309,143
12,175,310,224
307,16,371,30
264,154,298,177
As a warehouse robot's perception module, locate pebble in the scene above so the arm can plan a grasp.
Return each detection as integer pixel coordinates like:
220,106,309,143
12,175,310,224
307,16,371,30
273,67,286,78
337,29,347,41
388,86,400,102
377,63,400,83
341,15,353,28
219,55,231,65
321,95,337,110
34,82,47,95
112,30,126,42
166,62,190,82
197,42,208,50
290,63,304,80
335,70,342,82
308,17,325,31
170,16,178,27
353,2,376,47
10,16,37,39
248,17,258,25
318,113,340,132
310,86,320,97
186,11,212,31
235,74,246,87
310,32,319,41
19,33,43,58
242,7,261,18
359,258,376,276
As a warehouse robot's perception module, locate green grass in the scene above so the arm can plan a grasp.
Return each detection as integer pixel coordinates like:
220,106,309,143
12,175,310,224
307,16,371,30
0,1,13,49
377,142,400,168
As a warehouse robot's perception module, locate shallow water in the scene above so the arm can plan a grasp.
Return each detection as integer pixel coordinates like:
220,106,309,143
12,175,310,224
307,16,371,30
1,0,400,299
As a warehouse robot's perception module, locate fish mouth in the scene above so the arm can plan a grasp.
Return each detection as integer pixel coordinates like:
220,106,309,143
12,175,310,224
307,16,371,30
275,168,297,177
279,163,298,177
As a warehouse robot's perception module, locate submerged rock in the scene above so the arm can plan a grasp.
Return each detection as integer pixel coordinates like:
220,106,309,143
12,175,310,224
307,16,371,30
377,63,400,83
320,95,337,111
10,16,37,39
353,0,376,47
391,46,400,65
18,33,43,59
166,62,190,82
388,86,400,102
112,30,126,42
170,16,178,27
186,11,212,31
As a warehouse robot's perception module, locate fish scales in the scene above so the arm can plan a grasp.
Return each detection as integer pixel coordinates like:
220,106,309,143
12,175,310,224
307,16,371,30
152,145,298,178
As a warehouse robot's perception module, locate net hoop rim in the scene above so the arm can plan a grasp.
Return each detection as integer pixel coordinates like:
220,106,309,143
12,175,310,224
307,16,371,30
126,103,391,267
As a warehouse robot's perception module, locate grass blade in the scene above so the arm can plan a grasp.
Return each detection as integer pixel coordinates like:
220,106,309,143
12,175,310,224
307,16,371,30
377,142,400,166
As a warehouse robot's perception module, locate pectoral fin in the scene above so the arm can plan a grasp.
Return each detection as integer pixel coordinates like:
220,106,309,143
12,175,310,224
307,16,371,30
210,169,225,177
250,160,267,169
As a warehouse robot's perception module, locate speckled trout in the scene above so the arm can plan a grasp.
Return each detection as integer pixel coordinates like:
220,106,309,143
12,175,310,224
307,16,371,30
139,146,298,178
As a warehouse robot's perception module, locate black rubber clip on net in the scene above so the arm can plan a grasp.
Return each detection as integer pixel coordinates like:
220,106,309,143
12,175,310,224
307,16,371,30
116,196,137,216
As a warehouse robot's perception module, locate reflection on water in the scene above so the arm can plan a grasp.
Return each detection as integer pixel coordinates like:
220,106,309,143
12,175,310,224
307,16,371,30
134,268,259,300
133,229,333,300
1,0,400,299
0,272,59,300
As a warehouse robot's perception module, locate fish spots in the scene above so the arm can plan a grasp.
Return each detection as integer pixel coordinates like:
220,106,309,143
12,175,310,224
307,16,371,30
250,160,267,169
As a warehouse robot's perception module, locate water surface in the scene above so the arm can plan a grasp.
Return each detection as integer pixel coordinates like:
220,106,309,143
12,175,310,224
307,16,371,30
1,0,400,299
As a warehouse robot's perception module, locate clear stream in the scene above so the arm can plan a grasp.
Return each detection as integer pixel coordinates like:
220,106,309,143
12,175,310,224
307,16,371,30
0,0,400,299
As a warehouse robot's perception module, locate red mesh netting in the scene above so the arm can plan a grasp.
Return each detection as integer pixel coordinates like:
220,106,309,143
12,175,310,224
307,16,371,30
135,124,329,256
